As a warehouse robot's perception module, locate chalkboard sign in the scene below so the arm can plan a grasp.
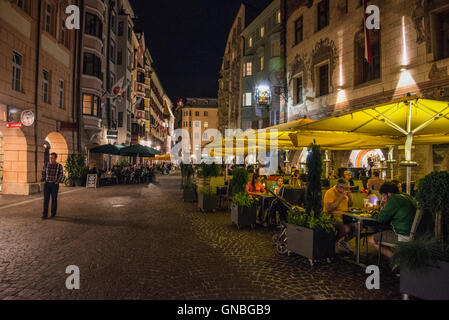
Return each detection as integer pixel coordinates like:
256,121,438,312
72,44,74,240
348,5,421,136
86,174,98,188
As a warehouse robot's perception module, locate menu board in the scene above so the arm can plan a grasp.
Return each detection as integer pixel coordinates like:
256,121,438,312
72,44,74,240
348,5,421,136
86,174,98,188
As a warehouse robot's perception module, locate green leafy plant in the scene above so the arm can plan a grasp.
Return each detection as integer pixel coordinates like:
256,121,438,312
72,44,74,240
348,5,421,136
416,171,449,247
197,162,221,179
232,192,255,208
200,185,216,195
230,167,249,195
65,154,88,180
392,236,449,275
287,207,336,234
118,158,131,167
305,143,322,216
181,163,195,190
393,171,449,273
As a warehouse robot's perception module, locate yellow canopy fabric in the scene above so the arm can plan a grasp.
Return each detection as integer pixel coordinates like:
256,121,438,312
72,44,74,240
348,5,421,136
206,97,449,156
297,97,449,142
144,154,172,161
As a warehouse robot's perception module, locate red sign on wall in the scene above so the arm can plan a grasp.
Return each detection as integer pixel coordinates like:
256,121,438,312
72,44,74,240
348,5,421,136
5,122,22,128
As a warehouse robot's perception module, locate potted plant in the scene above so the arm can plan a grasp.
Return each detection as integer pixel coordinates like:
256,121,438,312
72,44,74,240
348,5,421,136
65,154,88,187
286,207,336,265
286,143,336,266
196,163,221,211
229,167,249,197
393,171,449,300
198,186,218,212
231,192,257,229
181,163,197,202
196,162,221,190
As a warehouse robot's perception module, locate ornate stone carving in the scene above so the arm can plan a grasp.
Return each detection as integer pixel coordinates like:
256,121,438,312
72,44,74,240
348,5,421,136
288,53,309,87
412,0,426,44
428,63,449,81
310,38,339,89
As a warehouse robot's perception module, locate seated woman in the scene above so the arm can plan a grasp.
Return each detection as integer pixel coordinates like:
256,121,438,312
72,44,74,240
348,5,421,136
246,173,266,195
270,177,284,196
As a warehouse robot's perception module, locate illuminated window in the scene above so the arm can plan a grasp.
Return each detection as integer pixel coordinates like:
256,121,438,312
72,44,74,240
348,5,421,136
204,122,209,128
260,26,265,38
260,56,264,71
276,10,281,24
83,94,100,116
249,37,253,48
243,62,252,77
243,93,252,107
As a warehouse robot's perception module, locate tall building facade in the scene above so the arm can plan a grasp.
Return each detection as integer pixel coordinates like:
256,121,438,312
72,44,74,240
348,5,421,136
218,4,261,133
0,0,78,194
180,98,218,161
284,0,449,180
241,0,284,130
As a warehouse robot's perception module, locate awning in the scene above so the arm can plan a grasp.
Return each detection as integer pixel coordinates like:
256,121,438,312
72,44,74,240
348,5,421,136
120,144,161,157
90,144,122,155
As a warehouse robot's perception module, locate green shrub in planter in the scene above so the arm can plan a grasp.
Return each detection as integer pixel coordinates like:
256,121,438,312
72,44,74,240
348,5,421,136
231,192,257,229
286,207,336,264
198,185,218,212
65,154,88,187
393,171,449,299
229,167,249,196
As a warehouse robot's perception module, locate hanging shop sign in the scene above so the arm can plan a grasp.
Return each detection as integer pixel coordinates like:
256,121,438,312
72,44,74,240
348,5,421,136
21,110,35,126
5,122,22,128
255,85,271,106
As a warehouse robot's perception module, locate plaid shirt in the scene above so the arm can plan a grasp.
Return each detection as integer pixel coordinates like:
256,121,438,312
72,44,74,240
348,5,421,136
42,163,64,183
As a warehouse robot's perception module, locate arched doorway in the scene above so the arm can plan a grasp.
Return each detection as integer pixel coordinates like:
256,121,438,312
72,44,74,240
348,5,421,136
0,127,29,194
44,132,69,170
349,149,385,169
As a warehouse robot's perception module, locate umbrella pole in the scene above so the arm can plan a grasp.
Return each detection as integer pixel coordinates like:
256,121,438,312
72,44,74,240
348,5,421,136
400,134,417,195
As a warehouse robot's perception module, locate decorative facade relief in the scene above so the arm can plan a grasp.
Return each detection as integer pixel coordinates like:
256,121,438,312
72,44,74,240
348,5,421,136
310,38,338,92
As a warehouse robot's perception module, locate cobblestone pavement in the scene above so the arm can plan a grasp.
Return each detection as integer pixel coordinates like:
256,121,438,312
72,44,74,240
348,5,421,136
0,174,400,300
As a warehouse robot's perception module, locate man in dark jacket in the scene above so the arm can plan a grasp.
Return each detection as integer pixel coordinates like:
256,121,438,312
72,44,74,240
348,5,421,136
42,152,64,219
368,182,417,259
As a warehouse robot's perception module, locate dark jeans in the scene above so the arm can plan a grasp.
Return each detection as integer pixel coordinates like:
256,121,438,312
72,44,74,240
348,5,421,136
43,182,59,217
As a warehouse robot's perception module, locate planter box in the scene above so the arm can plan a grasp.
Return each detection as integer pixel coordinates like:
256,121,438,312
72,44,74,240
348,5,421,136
196,178,210,191
198,193,218,212
183,189,197,202
231,204,257,229
401,260,449,300
286,224,335,262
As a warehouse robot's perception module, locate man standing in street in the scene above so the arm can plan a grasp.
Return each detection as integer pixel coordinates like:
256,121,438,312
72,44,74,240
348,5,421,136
42,152,64,219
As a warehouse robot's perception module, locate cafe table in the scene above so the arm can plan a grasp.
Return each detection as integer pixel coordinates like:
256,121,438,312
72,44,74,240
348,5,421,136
342,211,379,266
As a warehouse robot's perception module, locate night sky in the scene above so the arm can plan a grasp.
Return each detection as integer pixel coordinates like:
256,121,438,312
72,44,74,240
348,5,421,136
129,0,273,104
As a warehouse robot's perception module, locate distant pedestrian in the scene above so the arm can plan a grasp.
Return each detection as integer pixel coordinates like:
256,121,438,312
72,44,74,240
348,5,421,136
42,152,64,219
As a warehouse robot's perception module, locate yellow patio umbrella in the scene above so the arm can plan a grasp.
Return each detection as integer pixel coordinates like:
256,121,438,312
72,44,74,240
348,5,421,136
293,97,449,193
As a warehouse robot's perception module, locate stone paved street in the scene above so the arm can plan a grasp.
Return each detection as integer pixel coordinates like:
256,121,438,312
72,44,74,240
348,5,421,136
0,174,400,300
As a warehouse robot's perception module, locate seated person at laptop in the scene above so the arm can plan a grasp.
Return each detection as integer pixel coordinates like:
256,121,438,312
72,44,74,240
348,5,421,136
368,182,417,259
324,179,357,254
246,173,266,195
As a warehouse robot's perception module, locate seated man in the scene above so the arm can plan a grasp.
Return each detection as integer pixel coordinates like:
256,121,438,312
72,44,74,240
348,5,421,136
344,170,355,187
368,182,417,259
324,179,357,254
367,171,384,192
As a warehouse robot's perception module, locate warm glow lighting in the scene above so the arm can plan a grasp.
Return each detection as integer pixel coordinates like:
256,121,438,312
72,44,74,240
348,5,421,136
401,16,408,68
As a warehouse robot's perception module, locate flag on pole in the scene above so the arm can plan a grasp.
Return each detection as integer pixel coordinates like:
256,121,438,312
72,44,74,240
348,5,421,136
109,76,124,98
363,0,373,64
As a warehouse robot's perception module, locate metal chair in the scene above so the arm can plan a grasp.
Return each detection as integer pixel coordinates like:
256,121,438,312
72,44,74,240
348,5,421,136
377,209,423,266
